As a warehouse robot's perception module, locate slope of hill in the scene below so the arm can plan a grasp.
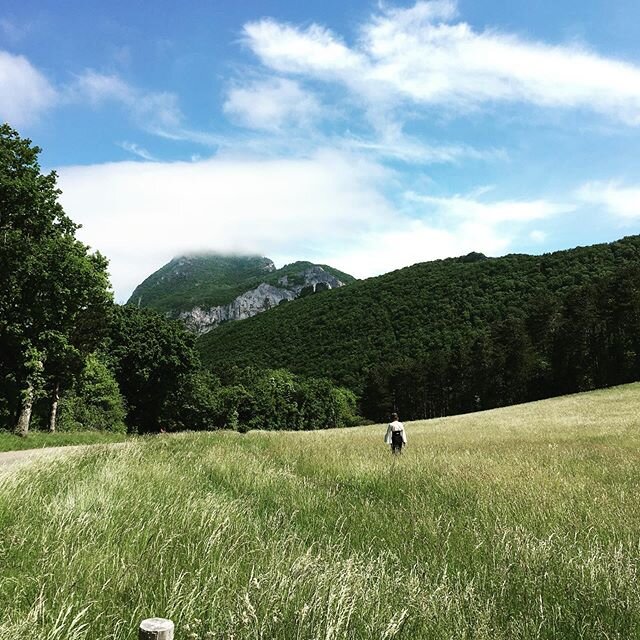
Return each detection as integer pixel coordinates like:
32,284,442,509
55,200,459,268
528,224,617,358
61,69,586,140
3,383,640,638
127,254,355,333
198,235,640,414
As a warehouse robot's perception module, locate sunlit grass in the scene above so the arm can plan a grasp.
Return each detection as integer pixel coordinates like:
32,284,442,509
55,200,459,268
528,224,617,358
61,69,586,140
1,384,639,639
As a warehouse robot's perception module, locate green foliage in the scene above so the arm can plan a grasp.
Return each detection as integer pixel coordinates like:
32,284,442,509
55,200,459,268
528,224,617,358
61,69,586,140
0,124,112,433
127,254,355,315
161,370,222,431
57,354,126,432
199,236,640,419
107,305,200,433
216,367,360,431
161,366,360,432
146,365,360,433
359,263,640,421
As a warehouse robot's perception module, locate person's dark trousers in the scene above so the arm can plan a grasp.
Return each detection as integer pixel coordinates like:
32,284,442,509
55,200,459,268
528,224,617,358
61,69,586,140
391,431,403,454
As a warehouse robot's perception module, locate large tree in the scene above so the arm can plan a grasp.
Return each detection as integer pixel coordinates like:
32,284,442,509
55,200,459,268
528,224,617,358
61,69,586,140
0,124,112,434
107,305,200,433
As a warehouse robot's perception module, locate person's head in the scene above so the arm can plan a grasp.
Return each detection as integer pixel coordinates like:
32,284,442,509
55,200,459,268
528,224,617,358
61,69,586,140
391,412,399,421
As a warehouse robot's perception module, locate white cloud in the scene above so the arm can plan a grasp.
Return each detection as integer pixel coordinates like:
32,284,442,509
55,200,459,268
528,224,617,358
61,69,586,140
0,50,57,127
66,70,183,132
57,150,394,301
243,20,364,76
376,0,459,26
68,71,133,105
330,189,571,276
224,77,321,131
118,141,157,161
0,53,186,135
243,1,640,124
576,181,640,219
57,146,571,301
405,192,573,223
317,218,510,280
319,189,570,277
0,19,32,43
339,126,504,164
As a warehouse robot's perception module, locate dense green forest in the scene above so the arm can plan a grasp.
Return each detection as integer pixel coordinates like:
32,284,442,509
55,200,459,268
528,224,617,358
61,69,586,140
199,240,640,420
128,253,355,315
0,125,359,435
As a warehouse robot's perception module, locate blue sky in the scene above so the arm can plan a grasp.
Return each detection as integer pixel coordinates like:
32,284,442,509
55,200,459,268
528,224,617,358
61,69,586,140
2,0,640,301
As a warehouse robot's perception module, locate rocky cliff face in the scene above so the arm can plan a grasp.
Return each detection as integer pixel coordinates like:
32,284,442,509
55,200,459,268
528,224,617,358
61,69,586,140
180,265,345,334
128,253,355,333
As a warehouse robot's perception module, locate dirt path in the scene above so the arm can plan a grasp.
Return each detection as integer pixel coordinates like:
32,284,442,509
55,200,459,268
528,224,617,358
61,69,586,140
0,444,109,473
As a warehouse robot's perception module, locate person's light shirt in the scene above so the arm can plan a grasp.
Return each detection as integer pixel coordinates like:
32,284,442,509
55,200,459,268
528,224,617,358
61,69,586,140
384,420,407,444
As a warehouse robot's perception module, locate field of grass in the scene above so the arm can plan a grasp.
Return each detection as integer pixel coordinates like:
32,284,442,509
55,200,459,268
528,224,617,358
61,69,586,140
0,430,128,453
1,384,640,639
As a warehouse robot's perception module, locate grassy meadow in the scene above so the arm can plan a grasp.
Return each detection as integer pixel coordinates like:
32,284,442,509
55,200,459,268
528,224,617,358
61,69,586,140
1,384,640,639
0,430,128,453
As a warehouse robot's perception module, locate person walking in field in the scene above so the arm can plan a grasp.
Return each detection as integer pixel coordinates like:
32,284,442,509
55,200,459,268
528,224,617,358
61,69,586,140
385,413,407,454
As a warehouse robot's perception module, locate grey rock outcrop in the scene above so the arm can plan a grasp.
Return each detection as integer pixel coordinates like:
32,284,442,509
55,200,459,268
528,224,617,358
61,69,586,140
179,266,345,334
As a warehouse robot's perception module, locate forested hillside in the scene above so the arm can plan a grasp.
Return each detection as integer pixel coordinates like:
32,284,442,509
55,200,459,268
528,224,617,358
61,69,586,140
199,239,640,420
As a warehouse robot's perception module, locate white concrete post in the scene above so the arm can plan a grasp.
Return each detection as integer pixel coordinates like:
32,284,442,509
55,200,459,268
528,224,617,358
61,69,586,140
139,618,174,640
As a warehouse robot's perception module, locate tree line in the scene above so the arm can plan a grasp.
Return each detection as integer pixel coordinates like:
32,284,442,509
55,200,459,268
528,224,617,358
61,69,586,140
199,233,640,418
361,264,640,420
0,125,359,435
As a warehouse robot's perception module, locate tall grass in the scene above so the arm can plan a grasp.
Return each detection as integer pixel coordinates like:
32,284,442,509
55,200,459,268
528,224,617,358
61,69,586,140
1,384,640,639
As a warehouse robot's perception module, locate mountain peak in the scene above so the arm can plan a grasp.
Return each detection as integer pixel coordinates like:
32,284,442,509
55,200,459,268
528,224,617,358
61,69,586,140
128,253,355,332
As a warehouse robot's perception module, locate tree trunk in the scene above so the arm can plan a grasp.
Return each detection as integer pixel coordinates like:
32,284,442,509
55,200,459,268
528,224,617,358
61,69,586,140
15,380,34,436
48,380,60,433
